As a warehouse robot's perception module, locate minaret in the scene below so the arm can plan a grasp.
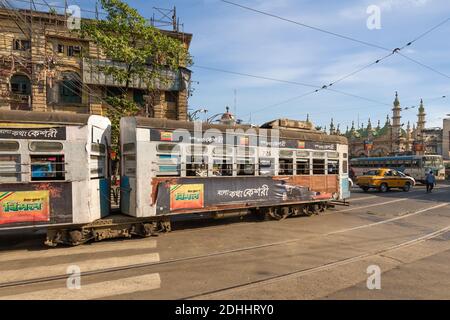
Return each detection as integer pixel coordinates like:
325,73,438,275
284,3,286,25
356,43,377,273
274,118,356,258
415,99,426,155
385,114,391,127
376,120,381,131
417,99,426,132
336,124,341,135
350,121,356,136
391,92,402,152
329,118,335,135
367,118,374,139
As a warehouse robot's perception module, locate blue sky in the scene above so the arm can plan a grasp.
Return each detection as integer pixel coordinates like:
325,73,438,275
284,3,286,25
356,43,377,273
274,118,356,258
44,0,450,129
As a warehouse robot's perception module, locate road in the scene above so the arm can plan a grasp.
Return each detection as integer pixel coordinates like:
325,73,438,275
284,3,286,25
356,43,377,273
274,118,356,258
0,183,449,300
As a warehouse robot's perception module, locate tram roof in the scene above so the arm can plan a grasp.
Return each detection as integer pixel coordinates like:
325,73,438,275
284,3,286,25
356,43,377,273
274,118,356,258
0,110,91,125
132,117,348,145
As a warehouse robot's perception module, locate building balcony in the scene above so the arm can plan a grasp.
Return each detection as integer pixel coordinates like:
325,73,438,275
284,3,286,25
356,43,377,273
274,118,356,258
82,58,191,92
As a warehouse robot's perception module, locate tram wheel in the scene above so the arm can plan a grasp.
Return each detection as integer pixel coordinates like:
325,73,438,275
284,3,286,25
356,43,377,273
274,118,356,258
268,207,290,221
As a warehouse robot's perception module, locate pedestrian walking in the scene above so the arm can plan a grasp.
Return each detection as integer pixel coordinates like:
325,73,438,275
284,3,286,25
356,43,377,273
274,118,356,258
425,170,436,193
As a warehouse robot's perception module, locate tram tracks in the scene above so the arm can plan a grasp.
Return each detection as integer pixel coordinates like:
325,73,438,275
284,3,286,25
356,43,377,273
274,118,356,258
0,198,448,291
182,224,450,300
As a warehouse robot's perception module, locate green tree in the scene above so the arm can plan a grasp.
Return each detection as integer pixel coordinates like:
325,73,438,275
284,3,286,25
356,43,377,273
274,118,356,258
81,0,191,149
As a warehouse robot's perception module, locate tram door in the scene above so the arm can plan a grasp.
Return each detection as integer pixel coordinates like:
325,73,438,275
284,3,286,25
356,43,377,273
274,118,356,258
89,126,110,218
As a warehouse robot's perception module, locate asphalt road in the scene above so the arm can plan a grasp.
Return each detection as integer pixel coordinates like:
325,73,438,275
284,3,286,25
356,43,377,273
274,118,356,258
0,183,449,300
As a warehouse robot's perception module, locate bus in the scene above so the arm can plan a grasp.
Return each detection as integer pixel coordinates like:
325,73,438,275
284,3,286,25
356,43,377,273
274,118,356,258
350,155,445,183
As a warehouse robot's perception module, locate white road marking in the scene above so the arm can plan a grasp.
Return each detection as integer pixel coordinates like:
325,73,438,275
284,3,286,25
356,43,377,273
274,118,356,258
0,239,157,263
328,203,450,235
0,273,161,300
0,253,160,284
338,198,408,212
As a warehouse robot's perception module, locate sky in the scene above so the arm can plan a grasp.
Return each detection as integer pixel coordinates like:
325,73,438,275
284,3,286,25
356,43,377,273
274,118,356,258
32,0,450,129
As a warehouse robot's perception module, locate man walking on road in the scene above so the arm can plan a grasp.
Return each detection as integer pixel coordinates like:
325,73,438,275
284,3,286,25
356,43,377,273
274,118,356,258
426,170,436,193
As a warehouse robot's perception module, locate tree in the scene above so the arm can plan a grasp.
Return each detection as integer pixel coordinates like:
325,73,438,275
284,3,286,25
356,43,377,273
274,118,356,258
81,0,192,149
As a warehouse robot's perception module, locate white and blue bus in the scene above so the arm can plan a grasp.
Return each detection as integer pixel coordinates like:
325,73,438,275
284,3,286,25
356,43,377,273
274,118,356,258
350,155,445,183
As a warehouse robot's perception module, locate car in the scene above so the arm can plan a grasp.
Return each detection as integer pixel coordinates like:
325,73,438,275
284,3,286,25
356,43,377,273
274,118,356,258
348,177,354,188
356,168,416,193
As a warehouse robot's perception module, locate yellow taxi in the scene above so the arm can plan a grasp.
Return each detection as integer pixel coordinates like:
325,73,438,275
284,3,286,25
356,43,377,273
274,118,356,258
356,168,416,193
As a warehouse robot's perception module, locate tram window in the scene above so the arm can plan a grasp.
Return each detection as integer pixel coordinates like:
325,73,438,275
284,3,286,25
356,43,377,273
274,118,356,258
90,155,105,179
313,159,326,174
187,145,208,155
123,143,135,153
296,159,310,175
212,158,233,177
343,160,348,174
327,152,339,159
313,152,325,158
280,150,294,158
186,156,208,177
328,160,339,174
259,158,275,176
123,154,136,177
157,143,180,153
279,158,294,175
213,147,233,156
29,142,63,152
0,140,19,152
297,151,310,158
30,155,65,181
0,154,21,182
236,147,255,157
91,143,106,154
237,159,255,176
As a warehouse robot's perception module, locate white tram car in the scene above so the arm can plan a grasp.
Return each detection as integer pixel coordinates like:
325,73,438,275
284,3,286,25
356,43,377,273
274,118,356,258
0,111,110,244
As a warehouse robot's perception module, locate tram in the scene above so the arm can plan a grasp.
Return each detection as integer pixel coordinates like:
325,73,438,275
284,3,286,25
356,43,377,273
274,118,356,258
0,110,111,245
120,117,350,221
0,111,350,246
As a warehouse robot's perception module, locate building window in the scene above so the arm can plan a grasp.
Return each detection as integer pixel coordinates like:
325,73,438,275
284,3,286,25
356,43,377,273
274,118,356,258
133,89,146,106
165,91,177,103
59,72,82,104
13,39,30,51
57,44,65,54
67,45,81,57
10,74,31,95
30,155,65,181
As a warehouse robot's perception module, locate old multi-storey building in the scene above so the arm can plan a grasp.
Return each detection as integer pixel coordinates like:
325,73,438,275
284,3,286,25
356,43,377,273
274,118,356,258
443,118,450,160
0,7,192,120
330,92,443,158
